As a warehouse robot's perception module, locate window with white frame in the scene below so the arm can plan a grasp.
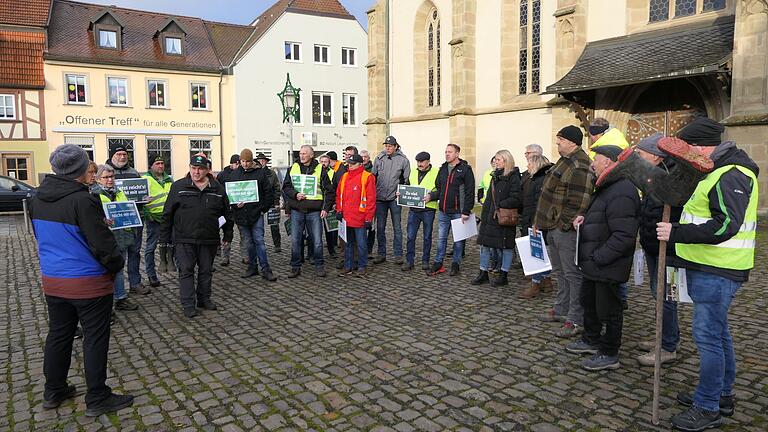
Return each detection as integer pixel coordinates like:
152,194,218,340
312,92,332,125
342,93,357,126
284,41,301,61
341,47,357,66
191,83,208,110
649,0,726,22
66,74,88,104
65,135,94,160
0,95,16,119
314,44,329,64
107,77,129,106
98,29,117,48
147,138,172,174
165,37,182,55
189,138,211,159
148,80,167,108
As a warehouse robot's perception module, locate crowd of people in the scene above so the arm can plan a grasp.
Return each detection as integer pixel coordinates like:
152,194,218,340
28,113,757,431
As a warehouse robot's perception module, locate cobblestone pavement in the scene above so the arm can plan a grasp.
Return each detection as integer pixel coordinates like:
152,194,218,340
1,214,766,431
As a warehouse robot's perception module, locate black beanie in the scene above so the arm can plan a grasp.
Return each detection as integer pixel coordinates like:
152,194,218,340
677,116,724,146
109,141,128,158
327,151,338,160
557,125,584,146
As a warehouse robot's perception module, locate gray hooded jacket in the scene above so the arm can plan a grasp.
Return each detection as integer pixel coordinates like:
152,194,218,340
372,149,411,201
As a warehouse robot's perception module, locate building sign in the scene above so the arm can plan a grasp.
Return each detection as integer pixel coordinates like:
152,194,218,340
53,115,219,135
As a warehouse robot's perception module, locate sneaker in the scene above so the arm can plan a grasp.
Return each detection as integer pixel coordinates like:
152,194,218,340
288,268,301,278
183,307,197,318
427,262,445,276
114,298,139,311
130,284,151,295
85,393,134,417
43,385,78,409
394,256,404,265
555,322,582,338
262,269,278,282
637,339,656,351
401,263,414,271
670,406,723,431
677,392,734,417
538,309,566,323
581,354,620,371
565,340,598,355
373,256,386,264
149,278,161,288
356,268,367,278
315,267,327,277
421,262,430,271
338,268,353,277
449,263,460,277
198,299,217,311
637,349,677,367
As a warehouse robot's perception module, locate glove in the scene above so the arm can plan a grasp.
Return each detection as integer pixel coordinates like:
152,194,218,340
336,212,344,221
364,220,372,229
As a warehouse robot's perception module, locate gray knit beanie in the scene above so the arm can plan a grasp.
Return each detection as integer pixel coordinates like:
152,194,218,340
50,144,90,179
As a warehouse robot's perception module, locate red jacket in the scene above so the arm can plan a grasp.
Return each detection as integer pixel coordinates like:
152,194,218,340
336,165,376,228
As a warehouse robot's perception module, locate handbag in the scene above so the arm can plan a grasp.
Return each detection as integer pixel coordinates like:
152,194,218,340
491,181,518,226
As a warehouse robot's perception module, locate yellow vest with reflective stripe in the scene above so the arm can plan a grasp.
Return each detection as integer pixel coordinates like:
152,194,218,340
290,162,332,201
676,164,758,270
479,169,493,204
142,173,172,216
409,166,438,210
99,189,129,204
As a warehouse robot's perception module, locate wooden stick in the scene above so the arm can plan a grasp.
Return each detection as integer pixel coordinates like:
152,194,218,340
652,204,671,424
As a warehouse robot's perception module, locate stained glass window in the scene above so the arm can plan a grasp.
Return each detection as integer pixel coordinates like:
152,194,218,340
702,0,726,11
427,10,440,107
675,0,696,17
649,0,670,22
519,0,529,95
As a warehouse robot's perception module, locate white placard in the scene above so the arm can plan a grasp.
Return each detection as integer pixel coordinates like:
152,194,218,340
666,267,693,303
633,249,645,286
338,218,347,242
515,234,553,276
218,216,226,228
450,214,478,242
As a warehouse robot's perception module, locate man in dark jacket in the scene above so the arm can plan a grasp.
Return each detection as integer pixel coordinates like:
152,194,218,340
232,149,276,281
105,141,149,296
427,143,475,276
216,154,242,265
634,134,682,367
257,153,282,253
216,154,241,184
161,154,234,318
31,144,134,417
657,117,758,431
565,145,640,371
282,145,335,278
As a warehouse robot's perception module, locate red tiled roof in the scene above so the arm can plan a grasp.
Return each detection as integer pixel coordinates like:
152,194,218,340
0,30,46,88
287,0,354,19
46,0,223,74
0,0,51,27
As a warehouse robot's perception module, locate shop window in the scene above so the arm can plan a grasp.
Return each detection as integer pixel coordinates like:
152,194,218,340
66,74,88,104
0,94,16,119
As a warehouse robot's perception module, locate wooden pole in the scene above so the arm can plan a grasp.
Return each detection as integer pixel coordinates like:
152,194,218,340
652,204,671,424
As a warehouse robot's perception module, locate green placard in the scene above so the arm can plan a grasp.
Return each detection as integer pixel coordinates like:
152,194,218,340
291,174,317,198
397,185,428,208
226,180,259,204
324,210,339,232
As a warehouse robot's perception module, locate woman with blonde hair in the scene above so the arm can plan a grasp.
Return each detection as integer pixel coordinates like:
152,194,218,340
472,150,522,287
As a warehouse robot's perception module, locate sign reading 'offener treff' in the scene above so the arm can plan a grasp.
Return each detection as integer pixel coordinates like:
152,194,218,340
59,115,218,129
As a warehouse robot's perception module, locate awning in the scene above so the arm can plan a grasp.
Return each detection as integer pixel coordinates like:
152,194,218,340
546,16,734,94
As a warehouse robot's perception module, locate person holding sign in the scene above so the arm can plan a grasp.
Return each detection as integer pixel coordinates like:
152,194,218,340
161,154,234,319
564,145,639,371
427,144,475,277
401,152,437,271
472,150,522,287
94,165,139,312
282,145,335,278
231,149,276,281
31,144,134,417
142,157,174,285
335,154,376,277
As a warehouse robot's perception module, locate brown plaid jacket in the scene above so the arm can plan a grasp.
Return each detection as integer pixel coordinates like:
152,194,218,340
533,148,594,231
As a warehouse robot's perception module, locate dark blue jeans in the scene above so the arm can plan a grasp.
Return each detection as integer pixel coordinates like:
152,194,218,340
344,227,368,270
434,212,465,265
240,215,271,272
646,254,680,352
688,270,740,413
405,210,435,266
127,225,143,287
144,219,161,280
291,210,323,269
376,200,403,258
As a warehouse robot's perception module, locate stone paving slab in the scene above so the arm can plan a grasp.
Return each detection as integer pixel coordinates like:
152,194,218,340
1,215,766,431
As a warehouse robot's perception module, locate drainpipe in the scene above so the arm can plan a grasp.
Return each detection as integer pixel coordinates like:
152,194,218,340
385,0,391,136
218,71,225,171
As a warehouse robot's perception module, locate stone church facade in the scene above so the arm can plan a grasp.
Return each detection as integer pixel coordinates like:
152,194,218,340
366,0,768,212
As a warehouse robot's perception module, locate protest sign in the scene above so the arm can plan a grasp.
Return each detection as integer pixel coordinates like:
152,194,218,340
103,201,143,230
115,178,150,202
267,208,281,225
451,214,478,241
291,174,318,198
529,228,545,260
226,180,259,204
325,211,339,232
397,185,428,208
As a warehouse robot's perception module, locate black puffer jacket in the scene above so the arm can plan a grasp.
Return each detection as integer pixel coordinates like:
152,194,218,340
160,174,234,245
430,159,475,215
577,177,640,283
477,168,522,250
520,164,551,231
230,166,274,226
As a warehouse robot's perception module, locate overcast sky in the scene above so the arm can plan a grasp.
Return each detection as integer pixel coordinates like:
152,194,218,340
85,0,373,28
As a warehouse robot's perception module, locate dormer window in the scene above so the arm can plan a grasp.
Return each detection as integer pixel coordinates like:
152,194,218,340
99,29,117,48
165,37,182,55
89,9,124,50
156,18,187,56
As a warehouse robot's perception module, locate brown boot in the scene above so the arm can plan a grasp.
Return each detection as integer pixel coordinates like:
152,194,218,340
519,281,541,299
540,277,554,293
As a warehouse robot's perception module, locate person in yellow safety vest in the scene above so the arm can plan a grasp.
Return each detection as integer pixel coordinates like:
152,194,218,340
94,164,138,313
476,157,494,204
656,116,758,432
587,118,630,160
142,157,174,284
282,144,335,279
400,151,439,272
328,151,342,173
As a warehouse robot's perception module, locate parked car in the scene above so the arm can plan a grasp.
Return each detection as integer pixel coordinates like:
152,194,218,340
0,175,35,212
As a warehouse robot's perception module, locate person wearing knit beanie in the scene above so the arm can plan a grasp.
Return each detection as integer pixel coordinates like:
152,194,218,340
557,125,584,146
50,144,90,179
676,116,725,146
240,148,254,162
